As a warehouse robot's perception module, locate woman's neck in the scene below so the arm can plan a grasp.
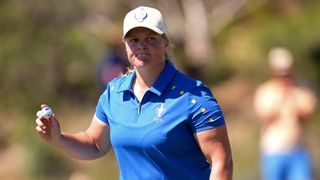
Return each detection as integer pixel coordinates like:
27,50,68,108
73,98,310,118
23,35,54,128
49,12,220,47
133,73,158,102
134,61,166,88
132,62,166,101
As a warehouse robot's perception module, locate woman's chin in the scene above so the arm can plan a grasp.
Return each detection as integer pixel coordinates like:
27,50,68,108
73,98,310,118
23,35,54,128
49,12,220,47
136,55,150,61
134,58,149,65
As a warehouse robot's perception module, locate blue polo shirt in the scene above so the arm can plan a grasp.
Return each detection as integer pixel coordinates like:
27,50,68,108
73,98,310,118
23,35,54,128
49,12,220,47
95,61,225,180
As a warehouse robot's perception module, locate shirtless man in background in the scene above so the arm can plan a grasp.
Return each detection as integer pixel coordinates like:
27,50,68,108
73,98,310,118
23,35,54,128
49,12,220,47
254,47,317,180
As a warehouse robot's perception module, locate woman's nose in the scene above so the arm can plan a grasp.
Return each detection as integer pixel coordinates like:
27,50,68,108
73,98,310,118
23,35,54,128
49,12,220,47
137,40,147,49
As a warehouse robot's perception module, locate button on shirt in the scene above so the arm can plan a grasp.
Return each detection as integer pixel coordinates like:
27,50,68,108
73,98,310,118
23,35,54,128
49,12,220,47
95,61,225,180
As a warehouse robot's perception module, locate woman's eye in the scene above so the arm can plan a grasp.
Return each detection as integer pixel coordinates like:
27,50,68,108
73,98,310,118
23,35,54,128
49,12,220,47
147,37,156,43
129,39,138,43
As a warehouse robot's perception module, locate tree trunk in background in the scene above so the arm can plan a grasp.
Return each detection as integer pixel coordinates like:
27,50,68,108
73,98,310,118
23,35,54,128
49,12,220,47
182,0,212,68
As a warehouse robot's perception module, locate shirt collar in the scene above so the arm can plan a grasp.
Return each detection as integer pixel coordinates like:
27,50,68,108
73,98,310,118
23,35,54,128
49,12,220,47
116,72,135,93
117,61,178,96
150,61,177,96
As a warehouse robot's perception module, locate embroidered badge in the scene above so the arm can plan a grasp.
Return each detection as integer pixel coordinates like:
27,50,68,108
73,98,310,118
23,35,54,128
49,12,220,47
154,103,165,123
191,99,197,104
134,8,148,22
209,118,214,122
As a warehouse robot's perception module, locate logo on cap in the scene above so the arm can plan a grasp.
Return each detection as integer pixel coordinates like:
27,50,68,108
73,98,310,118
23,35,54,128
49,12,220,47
134,8,148,22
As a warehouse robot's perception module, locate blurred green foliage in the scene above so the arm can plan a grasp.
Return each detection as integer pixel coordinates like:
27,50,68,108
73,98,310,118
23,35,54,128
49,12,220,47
0,0,319,179
214,0,320,84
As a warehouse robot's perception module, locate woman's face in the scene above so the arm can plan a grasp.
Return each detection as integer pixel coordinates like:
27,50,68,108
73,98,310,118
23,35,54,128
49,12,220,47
124,27,168,70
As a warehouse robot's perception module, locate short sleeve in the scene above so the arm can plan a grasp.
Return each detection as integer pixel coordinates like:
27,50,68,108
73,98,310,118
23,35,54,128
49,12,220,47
95,90,109,125
189,85,225,133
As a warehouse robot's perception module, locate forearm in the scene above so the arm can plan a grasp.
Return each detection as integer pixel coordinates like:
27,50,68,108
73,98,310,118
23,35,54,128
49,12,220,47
53,131,110,160
210,159,233,180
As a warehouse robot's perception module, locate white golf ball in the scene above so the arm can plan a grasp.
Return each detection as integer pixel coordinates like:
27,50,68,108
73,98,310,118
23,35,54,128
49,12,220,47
41,107,53,119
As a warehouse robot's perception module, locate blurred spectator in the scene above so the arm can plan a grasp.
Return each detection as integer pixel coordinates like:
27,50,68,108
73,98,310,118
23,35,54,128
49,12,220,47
253,47,317,180
97,30,129,91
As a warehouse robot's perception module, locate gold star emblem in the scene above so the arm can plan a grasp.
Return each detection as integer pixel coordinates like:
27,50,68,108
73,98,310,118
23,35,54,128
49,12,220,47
171,85,176,90
201,108,206,113
180,90,185,95
209,118,214,122
191,99,196,104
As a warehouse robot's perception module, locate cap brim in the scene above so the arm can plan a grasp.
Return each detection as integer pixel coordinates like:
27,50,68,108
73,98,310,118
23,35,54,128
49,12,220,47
123,24,164,38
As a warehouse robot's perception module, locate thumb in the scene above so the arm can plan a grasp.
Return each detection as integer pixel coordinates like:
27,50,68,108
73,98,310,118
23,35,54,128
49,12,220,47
41,104,48,108
50,114,59,125
49,114,61,132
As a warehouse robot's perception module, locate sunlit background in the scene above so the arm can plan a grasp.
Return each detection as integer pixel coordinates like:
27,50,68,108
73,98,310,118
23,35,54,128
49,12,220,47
0,0,319,179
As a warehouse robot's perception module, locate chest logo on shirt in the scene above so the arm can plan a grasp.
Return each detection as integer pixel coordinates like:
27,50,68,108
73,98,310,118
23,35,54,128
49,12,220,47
154,103,165,123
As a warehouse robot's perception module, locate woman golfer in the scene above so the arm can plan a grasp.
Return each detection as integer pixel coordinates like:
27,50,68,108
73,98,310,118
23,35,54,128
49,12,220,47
35,6,233,180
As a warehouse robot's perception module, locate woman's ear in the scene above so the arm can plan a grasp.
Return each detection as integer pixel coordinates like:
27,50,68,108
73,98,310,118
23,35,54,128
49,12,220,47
122,41,128,52
165,38,169,48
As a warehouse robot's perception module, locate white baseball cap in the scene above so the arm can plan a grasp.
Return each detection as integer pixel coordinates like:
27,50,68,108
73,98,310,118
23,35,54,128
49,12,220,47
123,6,168,38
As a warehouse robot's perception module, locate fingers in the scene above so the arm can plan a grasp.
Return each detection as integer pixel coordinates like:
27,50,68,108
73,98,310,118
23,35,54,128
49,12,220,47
35,112,56,129
36,119,47,135
36,125,46,135
36,104,53,119
41,104,48,108
35,104,62,144
36,110,47,120
35,104,51,134
35,117,47,133
36,118,46,128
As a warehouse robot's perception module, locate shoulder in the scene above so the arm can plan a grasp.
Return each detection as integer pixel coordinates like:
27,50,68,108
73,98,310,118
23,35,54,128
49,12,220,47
255,79,278,96
257,79,277,89
295,85,317,101
173,71,210,93
98,73,133,106
106,72,134,91
108,73,129,85
171,72,216,109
